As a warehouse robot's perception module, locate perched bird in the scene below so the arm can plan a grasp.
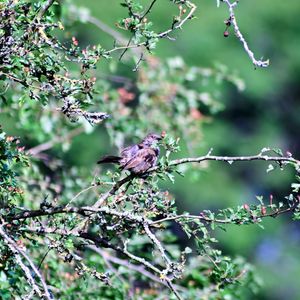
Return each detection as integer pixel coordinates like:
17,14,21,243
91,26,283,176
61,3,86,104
97,133,162,174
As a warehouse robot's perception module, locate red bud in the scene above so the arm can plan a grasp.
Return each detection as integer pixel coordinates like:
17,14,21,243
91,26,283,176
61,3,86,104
223,31,230,37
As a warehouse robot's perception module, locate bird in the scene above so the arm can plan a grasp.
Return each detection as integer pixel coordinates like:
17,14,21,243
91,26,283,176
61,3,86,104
97,133,162,174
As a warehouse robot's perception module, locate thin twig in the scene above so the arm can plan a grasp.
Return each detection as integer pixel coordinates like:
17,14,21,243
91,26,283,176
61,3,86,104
65,184,97,208
88,246,169,287
165,280,183,300
122,239,180,300
104,1,196,56
222,0,269,68
92,174,134,209
149,153,299,172
143,224,171,266
34,0,56,23
152,204,297,225
141,0,158,20
88,16,127,45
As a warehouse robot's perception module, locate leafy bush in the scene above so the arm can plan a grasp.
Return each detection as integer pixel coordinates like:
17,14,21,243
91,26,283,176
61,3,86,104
0,1,299,299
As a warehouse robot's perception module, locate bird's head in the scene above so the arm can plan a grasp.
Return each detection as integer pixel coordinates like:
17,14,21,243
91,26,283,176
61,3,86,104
142,133,162,147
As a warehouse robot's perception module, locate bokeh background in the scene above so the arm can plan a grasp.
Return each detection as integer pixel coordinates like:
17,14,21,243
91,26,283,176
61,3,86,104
3,0,300,298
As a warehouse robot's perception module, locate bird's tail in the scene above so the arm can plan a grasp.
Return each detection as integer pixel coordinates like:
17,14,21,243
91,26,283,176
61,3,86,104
97,155,122,164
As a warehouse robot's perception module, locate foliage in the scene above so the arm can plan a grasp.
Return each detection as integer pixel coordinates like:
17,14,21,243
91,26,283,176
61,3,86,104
0,0,300,300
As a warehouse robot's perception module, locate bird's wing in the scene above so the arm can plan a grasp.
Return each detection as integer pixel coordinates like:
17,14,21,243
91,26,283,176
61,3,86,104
123,148,157,173
120,144,139,159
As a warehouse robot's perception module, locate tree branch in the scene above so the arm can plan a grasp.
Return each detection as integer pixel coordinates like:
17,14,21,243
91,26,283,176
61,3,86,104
34,0,56,23
152,203,299,226
0,224,52,300
222,0,269,68
164,152,299,169
27,127,84,156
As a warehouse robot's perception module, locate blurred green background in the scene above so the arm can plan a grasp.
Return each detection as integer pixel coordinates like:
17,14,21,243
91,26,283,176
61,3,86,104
3,0,300,298
69,1,300,299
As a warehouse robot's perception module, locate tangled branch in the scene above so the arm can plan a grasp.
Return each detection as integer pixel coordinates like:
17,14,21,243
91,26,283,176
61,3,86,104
0,224,52,300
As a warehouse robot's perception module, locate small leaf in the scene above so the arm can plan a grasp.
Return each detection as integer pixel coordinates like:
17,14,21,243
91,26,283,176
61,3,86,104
291,183,300,192
266,164,275,173
272,148,283,156
184,247,192,254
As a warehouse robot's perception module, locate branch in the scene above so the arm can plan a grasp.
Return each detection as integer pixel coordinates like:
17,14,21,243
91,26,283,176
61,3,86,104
104,1,196,56
143,223,172,266
87,16,127,45
122,239,183,300
8,204,148,224
92,152,299,209
92,174,134,209
8,151,299,222
168,153,299,167
157,1,196,37
152,203,299,226
141,0,158,20
222,0,269,68
21,226,181,297
9,191,298,232
0,224,52,300
27,127,84,156
88,246,170,287
34,0,56,23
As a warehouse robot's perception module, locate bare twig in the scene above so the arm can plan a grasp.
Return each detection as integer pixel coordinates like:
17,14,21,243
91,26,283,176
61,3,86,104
165,280,183,300
65,184,97,208
141,0,158,20
90,247,127,286
154,152,299,170
157,1,196,37
88,246,169,287
222,0,269,68
143,224,171,266
92,174,134,209
87,16,127,45
122,240,182,300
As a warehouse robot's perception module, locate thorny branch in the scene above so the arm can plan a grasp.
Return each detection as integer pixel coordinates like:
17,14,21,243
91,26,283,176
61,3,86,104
221,0,269,68
168,153,299,167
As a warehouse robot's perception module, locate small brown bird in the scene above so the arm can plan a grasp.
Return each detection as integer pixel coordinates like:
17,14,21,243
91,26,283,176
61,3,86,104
97,133,162,174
